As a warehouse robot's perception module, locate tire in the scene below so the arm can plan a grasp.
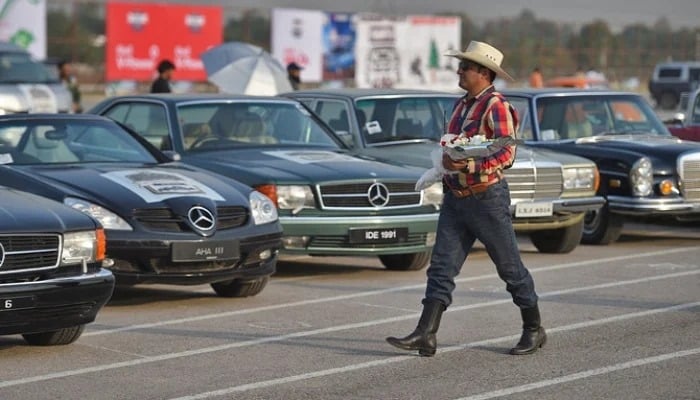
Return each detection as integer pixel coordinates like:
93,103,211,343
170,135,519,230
22,325,85,346
379,251,431,271
582,204,624,245
529,217,584,254
659,92,678,110
210,276,269,297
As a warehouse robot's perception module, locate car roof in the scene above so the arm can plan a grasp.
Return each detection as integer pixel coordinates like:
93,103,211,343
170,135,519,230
283,88,462,99
654,61,700,68
108,93,303,104
0,113,116,123
499,88,645,98
0,41,28,54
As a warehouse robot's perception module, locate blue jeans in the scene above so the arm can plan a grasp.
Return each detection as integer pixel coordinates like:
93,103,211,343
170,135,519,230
425,180,538,309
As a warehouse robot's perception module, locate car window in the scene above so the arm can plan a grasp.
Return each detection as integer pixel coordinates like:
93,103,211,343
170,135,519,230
658,67,682,79
176,102,341,151
507,97,532,140
104,103,172,150
0,52,56,84
315,100,350,132
355,97,451,144
0,119,158,164
534,95,671,139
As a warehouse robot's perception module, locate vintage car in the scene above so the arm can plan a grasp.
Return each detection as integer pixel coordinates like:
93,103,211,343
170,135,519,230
667,87,700,142
0,114,282,297
283,89,605,254
0,187,114,345
499,88,700,244
88,94,441,271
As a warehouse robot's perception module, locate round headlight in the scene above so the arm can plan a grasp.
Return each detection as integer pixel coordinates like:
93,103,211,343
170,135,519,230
630,157,653,196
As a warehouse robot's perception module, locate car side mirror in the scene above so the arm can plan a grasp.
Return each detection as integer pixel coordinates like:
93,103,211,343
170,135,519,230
162,150,181,161
663,113,685,126
335,130,354,147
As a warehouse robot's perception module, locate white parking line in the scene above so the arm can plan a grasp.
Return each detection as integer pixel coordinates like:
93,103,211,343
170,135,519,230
454,348,700,400
0,269,697,389
166,301,700,400
84,246,698,337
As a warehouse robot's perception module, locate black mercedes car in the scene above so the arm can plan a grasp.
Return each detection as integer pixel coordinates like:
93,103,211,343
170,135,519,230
500,88,700,244
1,187,114,345
0,114,282,297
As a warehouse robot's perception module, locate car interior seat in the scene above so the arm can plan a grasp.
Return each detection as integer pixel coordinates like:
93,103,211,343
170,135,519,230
23,128,79,163
328,110,349,132
563,104,593,139
234,112,277,144
395,118,423,137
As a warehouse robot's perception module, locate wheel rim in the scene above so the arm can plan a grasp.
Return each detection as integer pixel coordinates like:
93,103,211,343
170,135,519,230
583,209,601,235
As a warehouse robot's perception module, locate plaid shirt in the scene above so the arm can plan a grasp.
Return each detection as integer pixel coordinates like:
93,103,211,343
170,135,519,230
443,85,518,190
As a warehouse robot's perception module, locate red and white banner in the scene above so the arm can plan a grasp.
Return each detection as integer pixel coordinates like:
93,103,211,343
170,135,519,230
106,2,222,81
271,8,325,83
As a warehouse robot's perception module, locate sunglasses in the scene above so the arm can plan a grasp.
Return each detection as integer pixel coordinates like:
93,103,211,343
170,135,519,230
458,61,481,72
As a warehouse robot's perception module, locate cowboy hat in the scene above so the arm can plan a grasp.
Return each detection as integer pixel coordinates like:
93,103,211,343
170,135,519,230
445,41,514,82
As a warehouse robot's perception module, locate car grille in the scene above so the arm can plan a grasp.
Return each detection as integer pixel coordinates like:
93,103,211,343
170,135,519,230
309,232,428,249
132,206,248,232
679,152,700,202
0,234,60,275
318,182,421,209
505,166,563,200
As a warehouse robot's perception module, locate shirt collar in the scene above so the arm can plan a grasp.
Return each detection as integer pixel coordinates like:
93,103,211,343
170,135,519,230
462,85,495,103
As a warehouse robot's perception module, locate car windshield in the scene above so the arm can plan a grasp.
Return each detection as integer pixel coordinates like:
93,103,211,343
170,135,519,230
0,52,58,84
176,102,341,152
0,119,158,165
530,95,672,140
354,96,457,145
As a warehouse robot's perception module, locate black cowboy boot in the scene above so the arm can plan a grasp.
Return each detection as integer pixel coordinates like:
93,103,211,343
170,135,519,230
510,306,547,355
386,298,446,357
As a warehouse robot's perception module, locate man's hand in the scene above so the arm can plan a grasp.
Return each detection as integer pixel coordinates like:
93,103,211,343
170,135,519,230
442,153,471,172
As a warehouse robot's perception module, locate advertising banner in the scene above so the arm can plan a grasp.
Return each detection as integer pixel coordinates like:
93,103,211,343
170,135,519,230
323,13,356,81
355,15,461,91
271,8,324,83
106,2,222,81
0,0,46,59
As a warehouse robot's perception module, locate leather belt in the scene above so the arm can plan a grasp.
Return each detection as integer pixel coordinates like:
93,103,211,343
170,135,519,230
450,180,500,198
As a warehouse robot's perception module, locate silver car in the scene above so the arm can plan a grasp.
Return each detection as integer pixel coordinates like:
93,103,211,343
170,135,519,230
284,88,605,254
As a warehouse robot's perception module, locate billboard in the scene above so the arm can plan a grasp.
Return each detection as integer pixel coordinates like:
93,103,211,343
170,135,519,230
271,8,325,83
355,15,461,90
0,0,46,59
322,13,356,81
106,2,222,81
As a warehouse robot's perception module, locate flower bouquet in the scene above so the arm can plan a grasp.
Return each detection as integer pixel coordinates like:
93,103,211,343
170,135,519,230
414,133,510,191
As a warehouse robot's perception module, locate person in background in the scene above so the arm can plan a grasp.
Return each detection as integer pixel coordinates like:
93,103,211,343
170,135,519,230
286,62,302,90
58,60,82,113
151,59,175,93
529,66,544,88
385,40,546,357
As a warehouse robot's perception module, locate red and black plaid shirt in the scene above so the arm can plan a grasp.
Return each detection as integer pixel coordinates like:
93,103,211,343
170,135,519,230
443,85,518,189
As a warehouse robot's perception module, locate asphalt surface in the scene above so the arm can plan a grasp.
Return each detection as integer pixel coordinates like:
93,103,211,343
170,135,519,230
0,220,698,400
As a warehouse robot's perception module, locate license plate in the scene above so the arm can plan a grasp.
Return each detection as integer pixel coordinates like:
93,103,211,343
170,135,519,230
171,240,240,262
515,202,554,217
349,227,408,244
0,296,35,311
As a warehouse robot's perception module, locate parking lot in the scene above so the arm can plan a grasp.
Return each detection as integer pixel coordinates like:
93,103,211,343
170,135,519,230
1,221,697,400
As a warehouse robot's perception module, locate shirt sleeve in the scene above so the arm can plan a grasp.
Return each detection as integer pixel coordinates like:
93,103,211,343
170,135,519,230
470,98,517,175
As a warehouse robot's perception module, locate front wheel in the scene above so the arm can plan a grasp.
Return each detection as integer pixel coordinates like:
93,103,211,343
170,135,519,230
379,251,431,271
22,325,85,346
211,276,269,297
582,204,624,245
529,217,584,254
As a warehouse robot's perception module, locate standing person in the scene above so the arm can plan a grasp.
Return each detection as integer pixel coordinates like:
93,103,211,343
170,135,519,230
57,60,82,113
151,59,175,93
286,62,302,90
386,40,546,357
529,66,544,88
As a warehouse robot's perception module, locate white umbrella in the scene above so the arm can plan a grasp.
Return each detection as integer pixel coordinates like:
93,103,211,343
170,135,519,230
201,42,293,95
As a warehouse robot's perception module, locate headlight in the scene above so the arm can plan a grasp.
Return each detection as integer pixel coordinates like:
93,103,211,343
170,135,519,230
276,185,315,210
422,182,444,207
563,166,596,190
630,157,653,196
249,191,279,225
61,228,105,265
64,197,132,230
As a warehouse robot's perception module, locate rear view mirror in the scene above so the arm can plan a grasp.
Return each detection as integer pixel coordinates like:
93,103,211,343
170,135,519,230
162,150,181,161
44,129,68,140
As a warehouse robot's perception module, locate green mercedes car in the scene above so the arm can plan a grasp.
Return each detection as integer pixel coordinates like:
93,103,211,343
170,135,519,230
88,94,441,271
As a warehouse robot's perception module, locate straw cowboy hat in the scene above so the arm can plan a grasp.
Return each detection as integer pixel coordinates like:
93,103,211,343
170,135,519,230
445,41,514,82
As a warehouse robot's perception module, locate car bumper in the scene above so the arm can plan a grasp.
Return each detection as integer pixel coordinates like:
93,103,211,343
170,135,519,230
0,269,115,336
510,196,605,231
278,213,439,256
105,227,282,285
607,195,700,215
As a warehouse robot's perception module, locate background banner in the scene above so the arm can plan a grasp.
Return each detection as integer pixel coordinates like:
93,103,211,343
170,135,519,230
0,0,46,59
106,2,222,81
271,8,325,83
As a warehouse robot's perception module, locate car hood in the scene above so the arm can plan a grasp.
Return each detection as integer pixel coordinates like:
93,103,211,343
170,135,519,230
5,163,251,215
183,148,425,185
0,187,97,233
